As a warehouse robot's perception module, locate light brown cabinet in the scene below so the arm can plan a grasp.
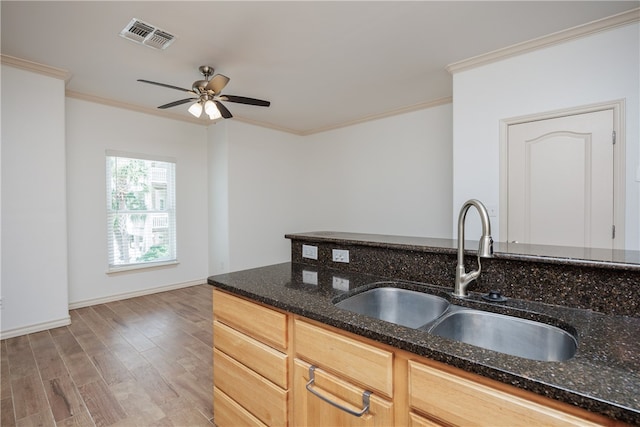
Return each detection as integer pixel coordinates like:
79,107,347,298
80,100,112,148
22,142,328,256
213,289,619,427
408,359,604,427
294,319,394,426
213,289,289,426
294,319,394,398
293,359,394,426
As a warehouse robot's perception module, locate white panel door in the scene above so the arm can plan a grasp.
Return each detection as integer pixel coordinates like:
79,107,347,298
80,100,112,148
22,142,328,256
507,109,614,249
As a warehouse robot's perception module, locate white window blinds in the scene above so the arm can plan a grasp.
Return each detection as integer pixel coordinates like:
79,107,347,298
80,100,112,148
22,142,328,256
106,152,177,271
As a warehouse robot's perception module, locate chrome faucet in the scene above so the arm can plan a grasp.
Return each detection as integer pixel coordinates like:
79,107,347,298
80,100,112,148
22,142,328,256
454,199,493,298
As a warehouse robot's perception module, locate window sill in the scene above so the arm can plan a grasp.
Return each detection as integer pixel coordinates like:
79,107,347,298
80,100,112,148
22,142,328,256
106,260,179,275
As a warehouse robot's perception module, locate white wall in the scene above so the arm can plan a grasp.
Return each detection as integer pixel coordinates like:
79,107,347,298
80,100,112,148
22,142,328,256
1,65,70,337
453,23,640,248
208,122,230,274
304,104,453,237
66,98,209,307
208,120,305,274
208,104,454,274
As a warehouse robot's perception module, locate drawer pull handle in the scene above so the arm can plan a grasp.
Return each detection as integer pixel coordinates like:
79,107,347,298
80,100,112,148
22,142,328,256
305,365,372,417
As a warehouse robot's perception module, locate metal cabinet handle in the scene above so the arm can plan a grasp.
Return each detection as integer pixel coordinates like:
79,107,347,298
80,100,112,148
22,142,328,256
305,365,372,417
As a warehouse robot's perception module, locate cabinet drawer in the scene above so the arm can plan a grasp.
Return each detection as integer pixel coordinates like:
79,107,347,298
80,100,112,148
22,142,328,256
214,386,267,427
214,320,288,389
213,289,287,351
214,348,288,426
409,412,446,427
293,359,393,427
408,361,603,427
294,319,393,398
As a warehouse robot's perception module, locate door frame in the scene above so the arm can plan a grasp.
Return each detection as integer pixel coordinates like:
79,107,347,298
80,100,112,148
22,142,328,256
499,99,625,249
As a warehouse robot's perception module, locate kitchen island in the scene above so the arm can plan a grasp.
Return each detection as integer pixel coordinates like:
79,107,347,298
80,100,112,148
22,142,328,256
210,233,640,425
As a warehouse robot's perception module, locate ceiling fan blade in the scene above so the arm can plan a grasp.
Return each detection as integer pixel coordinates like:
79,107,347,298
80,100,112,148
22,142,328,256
157,98,198,109
214,101,233,119
138,79,195,94
222,95,270,107
206,74,230,94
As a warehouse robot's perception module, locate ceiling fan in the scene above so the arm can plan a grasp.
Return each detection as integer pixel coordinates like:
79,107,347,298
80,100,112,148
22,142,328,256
138,65,270,120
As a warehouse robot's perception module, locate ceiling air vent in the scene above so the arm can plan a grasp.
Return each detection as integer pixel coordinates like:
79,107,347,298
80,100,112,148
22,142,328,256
119,18,176,50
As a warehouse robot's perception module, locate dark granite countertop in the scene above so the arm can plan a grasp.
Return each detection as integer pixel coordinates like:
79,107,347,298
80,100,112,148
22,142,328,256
209,262,640,425
286,231,640,271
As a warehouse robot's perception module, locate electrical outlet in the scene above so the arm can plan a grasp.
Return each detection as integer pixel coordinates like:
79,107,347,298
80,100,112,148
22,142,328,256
302,244,318,260
332,249,349,263
302,270,318,285
332,276,350,291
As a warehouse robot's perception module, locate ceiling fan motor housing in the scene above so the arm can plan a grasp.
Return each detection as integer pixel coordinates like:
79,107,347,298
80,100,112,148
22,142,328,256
193,80,209,93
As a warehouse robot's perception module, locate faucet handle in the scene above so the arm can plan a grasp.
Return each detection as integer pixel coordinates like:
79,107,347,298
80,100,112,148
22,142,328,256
455,264,481,297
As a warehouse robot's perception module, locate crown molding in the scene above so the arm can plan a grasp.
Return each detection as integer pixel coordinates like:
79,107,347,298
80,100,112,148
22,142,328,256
67,90,298,130
1,54,72,82
299,96,453,136
233,116,307,136
231,96,453,136
66,90,207,125
447,7,640,74
68,90,451,136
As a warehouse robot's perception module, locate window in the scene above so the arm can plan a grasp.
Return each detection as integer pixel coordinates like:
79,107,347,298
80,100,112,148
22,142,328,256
106,151,176,271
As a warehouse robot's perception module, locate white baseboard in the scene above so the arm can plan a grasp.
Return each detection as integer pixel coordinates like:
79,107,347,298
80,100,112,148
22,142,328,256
68,279,207,310
0,280,207,339
1,315,71,340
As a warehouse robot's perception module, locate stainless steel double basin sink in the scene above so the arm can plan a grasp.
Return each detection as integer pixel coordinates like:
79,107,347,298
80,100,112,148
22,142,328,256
334,286,577,362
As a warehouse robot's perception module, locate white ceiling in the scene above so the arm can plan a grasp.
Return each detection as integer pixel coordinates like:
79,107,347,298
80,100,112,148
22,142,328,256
2,1,638,134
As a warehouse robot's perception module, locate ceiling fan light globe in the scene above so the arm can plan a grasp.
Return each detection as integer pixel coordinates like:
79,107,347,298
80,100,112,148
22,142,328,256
204,100,222,119
188,102,203,118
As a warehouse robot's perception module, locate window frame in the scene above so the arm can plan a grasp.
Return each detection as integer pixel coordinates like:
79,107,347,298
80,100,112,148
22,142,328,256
105,150,177,273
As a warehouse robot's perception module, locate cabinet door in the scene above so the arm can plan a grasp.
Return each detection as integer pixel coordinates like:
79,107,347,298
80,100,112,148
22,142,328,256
408,361,604,427
293,359,393,427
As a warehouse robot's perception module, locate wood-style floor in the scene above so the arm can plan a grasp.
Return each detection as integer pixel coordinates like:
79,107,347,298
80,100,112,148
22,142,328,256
1,284,214,426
